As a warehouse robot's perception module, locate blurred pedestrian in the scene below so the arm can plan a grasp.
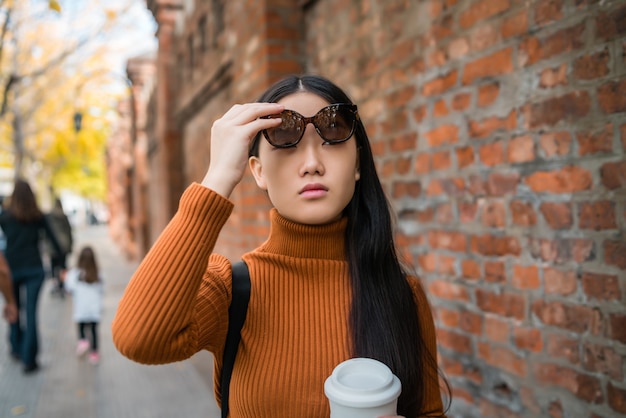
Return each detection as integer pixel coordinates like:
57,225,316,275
0,252,17,324
45,197,73,298
64,245,103,365
0,179,62,373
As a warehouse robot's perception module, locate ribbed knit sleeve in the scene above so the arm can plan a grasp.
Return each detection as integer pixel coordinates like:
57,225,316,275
112,183,234,364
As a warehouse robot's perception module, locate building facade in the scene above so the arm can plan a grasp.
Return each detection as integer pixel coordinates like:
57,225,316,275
114,0,626,416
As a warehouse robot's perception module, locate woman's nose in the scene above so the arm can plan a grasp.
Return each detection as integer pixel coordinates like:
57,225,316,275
298,125,325,176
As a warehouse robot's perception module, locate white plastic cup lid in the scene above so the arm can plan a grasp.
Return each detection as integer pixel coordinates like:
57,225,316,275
324,358,402,408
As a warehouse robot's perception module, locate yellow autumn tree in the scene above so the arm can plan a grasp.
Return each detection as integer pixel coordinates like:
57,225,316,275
0,0,153,203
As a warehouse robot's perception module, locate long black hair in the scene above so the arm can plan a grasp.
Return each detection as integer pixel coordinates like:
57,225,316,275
250,75,448,417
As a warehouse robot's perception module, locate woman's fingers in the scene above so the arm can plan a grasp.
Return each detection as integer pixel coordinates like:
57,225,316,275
201,102,283,197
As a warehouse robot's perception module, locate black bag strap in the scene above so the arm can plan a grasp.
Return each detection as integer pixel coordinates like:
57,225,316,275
220,260,250,418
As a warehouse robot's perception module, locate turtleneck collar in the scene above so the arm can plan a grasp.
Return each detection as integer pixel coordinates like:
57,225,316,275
258,209,347,260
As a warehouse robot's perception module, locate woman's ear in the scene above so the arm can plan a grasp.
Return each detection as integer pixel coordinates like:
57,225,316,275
248,156,268,190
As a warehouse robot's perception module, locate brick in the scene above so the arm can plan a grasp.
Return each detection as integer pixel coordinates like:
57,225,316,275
540,202,573,229
514,327,543,352
476,289,525,319
471,234,521,256
422,71,458,96
478,342,528,377
510,200,537,226
546,333,580,364
523,91,591,128
425,124,460,147
532,300,602,334
608,382,626,414
573,48,610,80
539,132,571,157
469,111,516,138
481,200,506,228
487,172,520,196
436,202,455,225
600,161,626,189
428,230,467,252
484,261,505,283
539,63,568,88
391,180,422,198
610,314,626,344
484,315,511,344
501,9,528,38
533,363,603,403
462,47,513,84
525,166,592,193
512,265,540,290
456,146,475,168
508,135,535,163
583,343,623,380
437,328,473,353
452,92,471,110
459,200,478,223
438,307,460,327
519,23,585,66
598,79,626,113
604,240,626,269
460,310,482,334
477,82,499,107
413,105,426,123
431,151,452,170
389,132,417,152
582,272,622,301
395,156,412,175
596,5,626,40
479,141,505,166
480,400,523,418
529,237,594,264
577,124,614,156
431,100,447,118
470,23,498,52
438,254,456,275
544,268,577,296
429,279,471,301
461,259,481,279
448,37,469,59
459,0,509,29
534,0,564,26
579,201,617,230
414,153,430,174
417,253,437,273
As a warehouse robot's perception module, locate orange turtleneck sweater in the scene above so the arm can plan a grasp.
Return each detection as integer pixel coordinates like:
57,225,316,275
112,183,445,417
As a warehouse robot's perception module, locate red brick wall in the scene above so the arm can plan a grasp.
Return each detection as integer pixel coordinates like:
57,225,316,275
137,0,626,416
298,1,625,416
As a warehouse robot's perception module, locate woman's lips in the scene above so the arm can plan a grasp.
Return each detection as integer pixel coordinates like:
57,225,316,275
299,183,328,198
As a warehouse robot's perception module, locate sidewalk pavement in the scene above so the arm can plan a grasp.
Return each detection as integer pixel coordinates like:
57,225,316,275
0,224,221,418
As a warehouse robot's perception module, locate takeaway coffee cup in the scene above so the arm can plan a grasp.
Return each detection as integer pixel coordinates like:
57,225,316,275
324,358,401,418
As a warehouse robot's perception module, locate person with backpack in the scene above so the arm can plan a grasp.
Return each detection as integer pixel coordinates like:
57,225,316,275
112,75,449,417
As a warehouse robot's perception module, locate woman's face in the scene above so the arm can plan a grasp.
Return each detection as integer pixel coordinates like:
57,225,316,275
249,92,360,225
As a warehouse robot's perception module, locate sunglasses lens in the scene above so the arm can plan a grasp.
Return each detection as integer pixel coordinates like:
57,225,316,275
316,106,355,142
264,110,303,147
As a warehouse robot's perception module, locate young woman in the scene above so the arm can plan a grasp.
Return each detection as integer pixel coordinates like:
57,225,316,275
64,246,104,365
0,179,62,373
112,75,449,417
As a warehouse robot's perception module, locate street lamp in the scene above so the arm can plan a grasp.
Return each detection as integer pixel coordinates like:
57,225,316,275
73,111,83,132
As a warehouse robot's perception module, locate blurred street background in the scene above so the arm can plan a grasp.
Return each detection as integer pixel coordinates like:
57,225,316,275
0,223,220,418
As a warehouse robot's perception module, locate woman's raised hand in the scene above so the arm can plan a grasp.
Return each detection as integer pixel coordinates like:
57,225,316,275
201,102,283,198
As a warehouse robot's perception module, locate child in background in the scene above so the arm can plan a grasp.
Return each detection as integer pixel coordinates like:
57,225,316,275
64,246,103,365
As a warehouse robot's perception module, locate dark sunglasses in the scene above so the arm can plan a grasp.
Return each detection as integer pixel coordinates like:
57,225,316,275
261,103,359,148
